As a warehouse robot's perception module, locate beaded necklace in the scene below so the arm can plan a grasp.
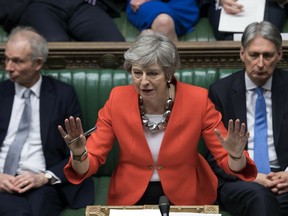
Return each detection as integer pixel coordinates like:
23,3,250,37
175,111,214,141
139,85,174,132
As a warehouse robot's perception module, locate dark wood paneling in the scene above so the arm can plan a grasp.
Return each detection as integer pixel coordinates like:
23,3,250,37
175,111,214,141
1,41,288,69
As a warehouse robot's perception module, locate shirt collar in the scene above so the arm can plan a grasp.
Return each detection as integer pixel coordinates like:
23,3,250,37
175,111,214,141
244,72,272,91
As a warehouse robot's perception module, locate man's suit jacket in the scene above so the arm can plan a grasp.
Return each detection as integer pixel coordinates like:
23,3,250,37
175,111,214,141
65,80,257,206
0,75,94,208
198,0,213,7
0,0,32,32
208,69,288,179
0,0,122,33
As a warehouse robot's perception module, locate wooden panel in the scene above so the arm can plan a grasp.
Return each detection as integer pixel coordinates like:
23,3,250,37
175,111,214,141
1,41,288,69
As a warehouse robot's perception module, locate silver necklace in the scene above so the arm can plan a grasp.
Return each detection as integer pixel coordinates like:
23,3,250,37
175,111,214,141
139,86,174,132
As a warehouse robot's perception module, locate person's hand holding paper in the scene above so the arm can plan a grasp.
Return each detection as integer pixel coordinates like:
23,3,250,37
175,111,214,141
221,0,244,14
218,0,266,32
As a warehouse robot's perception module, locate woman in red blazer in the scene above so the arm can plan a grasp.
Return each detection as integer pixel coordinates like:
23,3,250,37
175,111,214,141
59,31,257,205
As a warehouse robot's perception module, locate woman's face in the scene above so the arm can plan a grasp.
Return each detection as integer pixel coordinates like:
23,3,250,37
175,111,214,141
131,63,168,104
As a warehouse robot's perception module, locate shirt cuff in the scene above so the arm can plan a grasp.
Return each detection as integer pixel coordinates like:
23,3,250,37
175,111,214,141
46,170,61,185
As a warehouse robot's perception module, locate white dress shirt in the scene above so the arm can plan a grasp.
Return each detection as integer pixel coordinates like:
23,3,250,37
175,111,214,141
245,73,280,170
0,76,46,174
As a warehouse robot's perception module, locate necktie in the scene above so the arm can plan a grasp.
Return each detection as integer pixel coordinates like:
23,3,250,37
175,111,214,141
254,87,270,174
3,89,32,175
85,0,97,5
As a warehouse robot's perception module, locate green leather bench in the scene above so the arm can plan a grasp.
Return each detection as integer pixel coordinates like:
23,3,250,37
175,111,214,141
1,68,239,215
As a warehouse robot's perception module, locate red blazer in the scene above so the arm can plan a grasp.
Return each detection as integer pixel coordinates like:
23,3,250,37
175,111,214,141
64,81,257,205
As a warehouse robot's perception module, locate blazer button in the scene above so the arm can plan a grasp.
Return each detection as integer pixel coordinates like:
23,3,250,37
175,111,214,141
148,165,153,170
157,165,163,170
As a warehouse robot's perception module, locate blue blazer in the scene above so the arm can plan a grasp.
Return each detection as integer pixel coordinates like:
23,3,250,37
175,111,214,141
0,75,94,208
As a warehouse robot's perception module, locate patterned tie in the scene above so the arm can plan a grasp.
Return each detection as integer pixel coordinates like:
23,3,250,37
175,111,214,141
3,89,32,175
85,0,97,5
254,87,270,174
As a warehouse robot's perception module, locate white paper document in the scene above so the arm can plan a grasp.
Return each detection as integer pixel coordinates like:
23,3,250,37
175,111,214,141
218,0,266,32
109,209,221,216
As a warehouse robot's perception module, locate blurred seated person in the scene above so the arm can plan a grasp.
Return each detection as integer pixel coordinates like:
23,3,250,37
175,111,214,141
0,0,32,33
0,26,94,216
202,0,287,40
18,0,125,42
58,31,257,205
126,0,199,42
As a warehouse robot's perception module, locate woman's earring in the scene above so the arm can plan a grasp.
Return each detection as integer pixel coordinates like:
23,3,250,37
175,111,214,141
167,80,171,88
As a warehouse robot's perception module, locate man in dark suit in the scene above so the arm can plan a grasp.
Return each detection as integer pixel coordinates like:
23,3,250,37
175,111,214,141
0,0,125,41
0,0,32,33
207,21,288,215
17,0,125,42
0,26,94,216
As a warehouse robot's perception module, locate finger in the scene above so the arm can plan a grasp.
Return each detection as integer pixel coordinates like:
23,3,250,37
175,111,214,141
58,125,68,138
245,131,250,139
214,128,224,144
69,116,77,134
14,179,29,188
23,180,29,187
271,187,278,193
2,179,16,193
239,122,246,136
75,117,84,134
227,119,234,135
223,4,243,14
277,182,288,189
234,119,241,133
64,117,72,135
18,183,32,194
278,188,288,194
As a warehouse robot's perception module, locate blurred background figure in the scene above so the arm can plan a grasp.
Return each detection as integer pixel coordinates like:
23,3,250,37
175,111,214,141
200,0,287,40
126,0,199,41
17,0,125,42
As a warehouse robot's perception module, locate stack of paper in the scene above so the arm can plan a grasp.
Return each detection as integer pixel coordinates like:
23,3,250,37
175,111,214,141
109,209,221,216
219,0,266,32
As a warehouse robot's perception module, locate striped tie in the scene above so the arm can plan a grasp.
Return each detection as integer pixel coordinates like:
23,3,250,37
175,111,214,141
85,0,97,5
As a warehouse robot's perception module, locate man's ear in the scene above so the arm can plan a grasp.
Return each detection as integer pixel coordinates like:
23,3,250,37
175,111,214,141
278,48,283,62
34,58,44,71
239,46,245,62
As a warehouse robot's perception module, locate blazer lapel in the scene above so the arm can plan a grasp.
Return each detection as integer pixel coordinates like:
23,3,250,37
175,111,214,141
0,81,15,146
39,76,55,148
271,70,286,146
231,71,247,125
